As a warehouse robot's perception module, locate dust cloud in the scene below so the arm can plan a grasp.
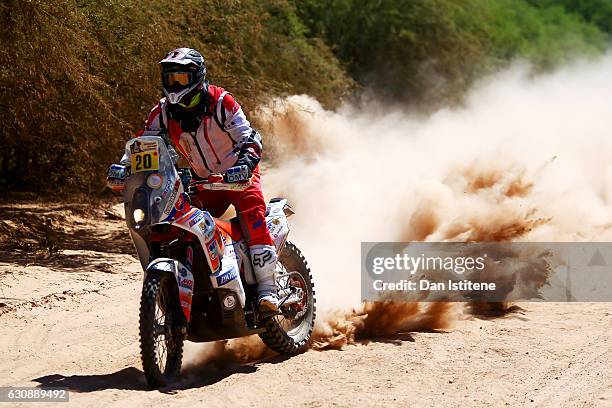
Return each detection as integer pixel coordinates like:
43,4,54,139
186,55,612,363
262,55,612,310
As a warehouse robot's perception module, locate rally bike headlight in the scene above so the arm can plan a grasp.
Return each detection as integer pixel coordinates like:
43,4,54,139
133,209,145,223
128,188,151,230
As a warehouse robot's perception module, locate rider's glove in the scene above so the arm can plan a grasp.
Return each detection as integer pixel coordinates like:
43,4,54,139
106,164,128,192
224,148,260,183
237,149,260,172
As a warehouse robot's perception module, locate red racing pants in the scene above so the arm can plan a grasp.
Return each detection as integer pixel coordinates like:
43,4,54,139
192,166,274,247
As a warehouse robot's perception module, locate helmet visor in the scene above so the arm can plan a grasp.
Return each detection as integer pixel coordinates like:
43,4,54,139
163,71,192,87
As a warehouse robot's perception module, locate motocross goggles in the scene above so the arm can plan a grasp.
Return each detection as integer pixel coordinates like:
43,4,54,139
162,71,193,90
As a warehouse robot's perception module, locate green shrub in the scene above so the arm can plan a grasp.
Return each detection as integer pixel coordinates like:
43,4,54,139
0,0,351,195
2,0,610,197
294,0,609,106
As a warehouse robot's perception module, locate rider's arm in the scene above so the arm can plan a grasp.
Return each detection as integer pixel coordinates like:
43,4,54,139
219,94,262,172
141,103,166,136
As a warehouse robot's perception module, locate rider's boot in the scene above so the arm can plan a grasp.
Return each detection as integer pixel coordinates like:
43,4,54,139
250,244,278,313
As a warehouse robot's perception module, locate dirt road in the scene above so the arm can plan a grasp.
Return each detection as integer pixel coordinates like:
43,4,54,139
0,203,610,407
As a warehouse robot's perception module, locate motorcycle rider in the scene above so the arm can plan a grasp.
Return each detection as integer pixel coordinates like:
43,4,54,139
108,48,278,312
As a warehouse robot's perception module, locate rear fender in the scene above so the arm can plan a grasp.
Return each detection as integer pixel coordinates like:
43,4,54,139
146,258,194,322
266,198,291,252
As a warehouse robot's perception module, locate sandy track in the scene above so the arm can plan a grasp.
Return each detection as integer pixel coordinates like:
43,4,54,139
1,261,611,407
0,205,610,407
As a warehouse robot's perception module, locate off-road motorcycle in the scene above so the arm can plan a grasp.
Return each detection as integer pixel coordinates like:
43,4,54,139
119,135,315,388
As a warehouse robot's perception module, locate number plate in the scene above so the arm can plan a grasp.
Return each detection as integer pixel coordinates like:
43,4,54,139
129,140,159,172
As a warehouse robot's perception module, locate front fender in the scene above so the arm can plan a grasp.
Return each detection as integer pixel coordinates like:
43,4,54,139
146,258,194,322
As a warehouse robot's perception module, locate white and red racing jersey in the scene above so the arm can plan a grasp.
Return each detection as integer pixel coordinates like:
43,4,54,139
139,85,262,178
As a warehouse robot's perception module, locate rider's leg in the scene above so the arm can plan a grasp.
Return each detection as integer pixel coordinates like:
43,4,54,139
191,189,231,218
230,167,278,312
240,208,278,311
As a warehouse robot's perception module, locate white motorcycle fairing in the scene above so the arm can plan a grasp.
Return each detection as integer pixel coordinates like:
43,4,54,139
171,205,247,309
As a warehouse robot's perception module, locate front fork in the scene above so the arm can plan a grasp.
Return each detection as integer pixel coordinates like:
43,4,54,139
146,251,195,331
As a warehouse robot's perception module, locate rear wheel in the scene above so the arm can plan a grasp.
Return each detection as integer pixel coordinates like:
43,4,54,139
139,272,184,388
259,241,316,354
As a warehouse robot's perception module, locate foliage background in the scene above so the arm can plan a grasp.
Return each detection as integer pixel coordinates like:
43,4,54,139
0,0,609,196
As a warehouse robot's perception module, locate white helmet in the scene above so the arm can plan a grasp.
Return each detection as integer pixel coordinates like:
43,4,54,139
159,48,206,105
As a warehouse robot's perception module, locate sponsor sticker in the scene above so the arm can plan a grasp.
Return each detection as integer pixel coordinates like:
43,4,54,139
129,140,159,172
225,165,249,183
208,241,218,260
174,193,187,211
216,269,238,286
222,294,237,310
267,217,284,238
253,250,275,268
146,173,163,189
161,177,173,198
180,278,194,290
162,180,181,215
188,212,205,227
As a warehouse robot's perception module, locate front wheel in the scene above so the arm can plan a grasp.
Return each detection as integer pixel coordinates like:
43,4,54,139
139,272,184,388
259,241,316,354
